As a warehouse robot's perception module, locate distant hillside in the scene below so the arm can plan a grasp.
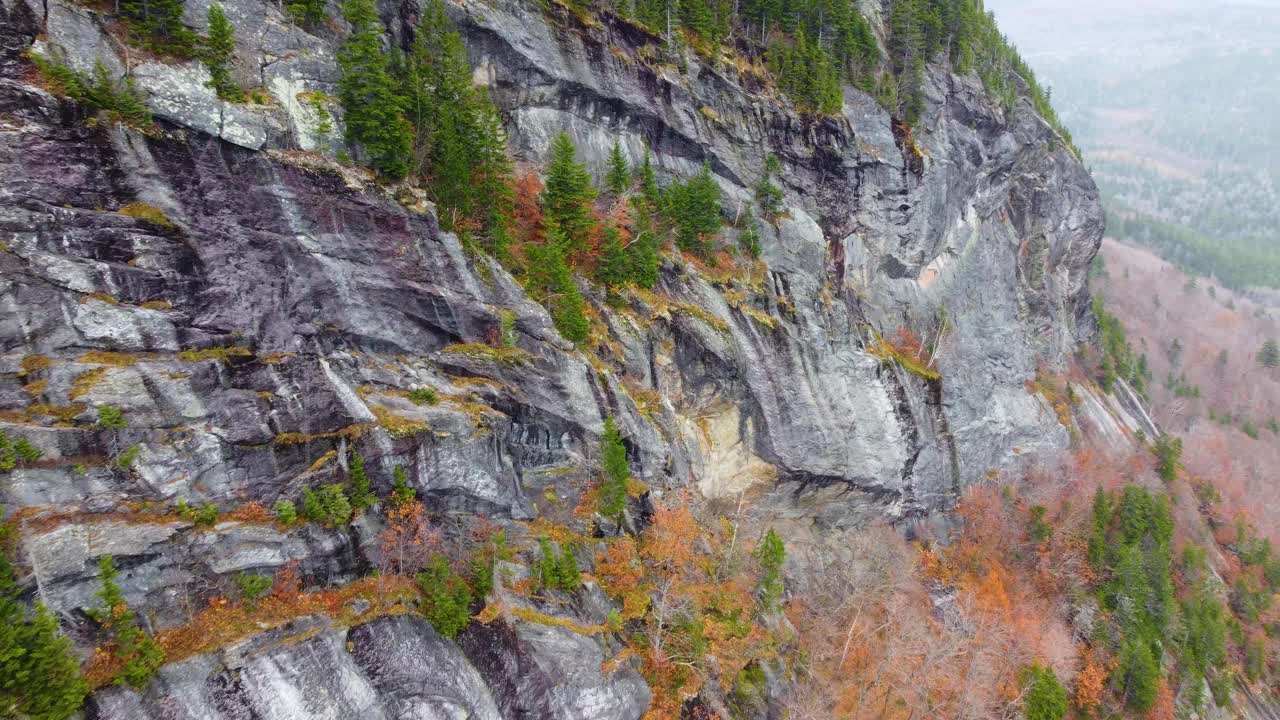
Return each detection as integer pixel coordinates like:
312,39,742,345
988,0,1280,289
1098,237,1280,538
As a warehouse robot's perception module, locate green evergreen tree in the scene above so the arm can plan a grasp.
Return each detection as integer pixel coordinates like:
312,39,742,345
594,223,631,290
416,555,472,638
599,416,629,522
541,131,599,255
737,207,762,258
753,528,785,613
400,1,513,251
348,449,372,510
525,218,589,343
391,464,416,505
13,438,43,465
97,405,126,431
755,153,784,222
203,5,244,101
287,0,328,26
0,524,87,719
1113,638,1160,712
1022,664,1069,720
537,536,559,591
606,141,631,196
88,556,164,688
0,432,15,473
637,144,660,206
1153,434,1182,483
667,161,721,254
337,0,414,179
555,545,581,592
301,484,353,527
121,0,196,56
1258,338,1280,369
628,206,661,288
273,499,298,525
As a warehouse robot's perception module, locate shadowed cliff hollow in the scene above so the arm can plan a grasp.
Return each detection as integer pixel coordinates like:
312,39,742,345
0,0,1110,715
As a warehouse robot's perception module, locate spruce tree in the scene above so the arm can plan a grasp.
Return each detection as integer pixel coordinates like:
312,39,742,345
1022,664,1069,720
122,0,196,56
287,0,328,26
599,416,629,522
525,218,589,343
0,432,14,473
0,525,87,720
541,131,598,255
755,153,783,221
668,161,721,254
391,464,416,505
338,0,414,179
594,223,630,290
628,205,661,288
738,207,762,258
1258,338,1279,369
637,144,660,206
88,556,164,688
348,449,371,510
606,141,631,196
537,536,559,590
754,528,785,613
555,545,581,592
203,5,244,102
401,2,513,249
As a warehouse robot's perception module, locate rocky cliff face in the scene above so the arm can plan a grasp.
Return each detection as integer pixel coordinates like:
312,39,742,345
0,0,1102,714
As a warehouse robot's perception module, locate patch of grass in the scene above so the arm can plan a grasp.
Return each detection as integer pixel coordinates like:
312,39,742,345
82,574,419,690
371,406,430,439
79,292,120,305
507,604,606,636
408,387,439,406
742,307,778,330
177,346,253,363
867,334,941,381
272,424,369,446
139,300,172,310
77,350,143,367
450,376,505,390
305,450,337,473
18,355,52,376
439,343,531,367
22,379,48,396
259,352,297,365
25,404,87,424
70,368,108,400
634,288,731,334
119,203,174,228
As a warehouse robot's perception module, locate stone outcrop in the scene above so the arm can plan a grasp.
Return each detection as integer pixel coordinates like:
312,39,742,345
0,0,1103,714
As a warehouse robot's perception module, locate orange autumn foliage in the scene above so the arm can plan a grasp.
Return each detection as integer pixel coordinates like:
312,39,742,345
1075,645,1107,712
82,566,418,688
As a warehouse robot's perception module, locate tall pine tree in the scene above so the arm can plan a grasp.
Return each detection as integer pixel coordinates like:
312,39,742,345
0,524,87,719
525,218,590,343
541,131,599,256
594,223,630,290
203,5,244,102
122,0,196,56
667,161,721,254
338,0,414,179
606,141,631,196
599,416,629,522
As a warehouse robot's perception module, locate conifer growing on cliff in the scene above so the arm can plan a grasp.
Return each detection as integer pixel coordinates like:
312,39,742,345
203,5,244,102
541,131,598,256
606,141,631,196
338,0,414,179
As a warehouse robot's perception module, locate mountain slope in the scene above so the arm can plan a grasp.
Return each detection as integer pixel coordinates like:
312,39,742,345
0,0,1113,716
